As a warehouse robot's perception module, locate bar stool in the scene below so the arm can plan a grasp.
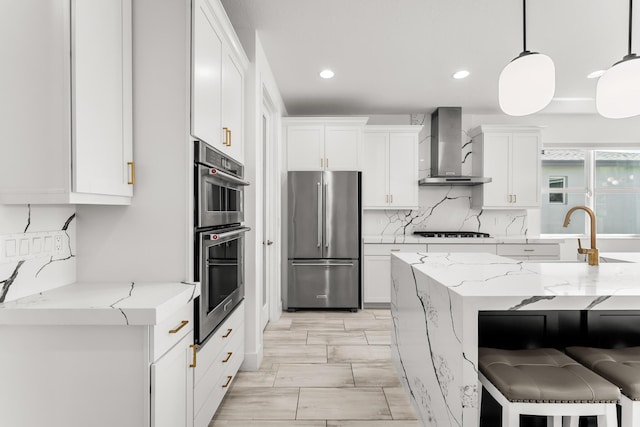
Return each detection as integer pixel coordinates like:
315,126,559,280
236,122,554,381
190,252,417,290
478,347,620,427
567,346,640,427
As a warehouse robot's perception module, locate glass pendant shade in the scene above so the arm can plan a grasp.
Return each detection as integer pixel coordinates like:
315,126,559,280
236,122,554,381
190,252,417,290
596,56,640,118
499,52,556,116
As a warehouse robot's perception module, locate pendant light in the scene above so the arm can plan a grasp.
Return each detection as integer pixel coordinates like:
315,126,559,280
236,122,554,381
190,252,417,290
596,0,640,118
498,0,555,116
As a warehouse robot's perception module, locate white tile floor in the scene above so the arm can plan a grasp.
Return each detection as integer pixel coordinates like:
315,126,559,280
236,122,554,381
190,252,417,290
210,309,419,426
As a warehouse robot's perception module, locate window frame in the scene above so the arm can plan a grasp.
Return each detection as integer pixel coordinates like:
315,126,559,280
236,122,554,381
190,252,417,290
541,143,640,238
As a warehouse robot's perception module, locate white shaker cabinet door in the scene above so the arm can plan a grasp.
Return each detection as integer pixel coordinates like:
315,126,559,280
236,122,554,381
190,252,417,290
388,132,418,208
221,46,244,162
324,126,361,170
151,334,194,427
363,255,391,304
511,133,541,207
191,0,223,149
287,125,325,170
481,133,511,207
362,132,389,208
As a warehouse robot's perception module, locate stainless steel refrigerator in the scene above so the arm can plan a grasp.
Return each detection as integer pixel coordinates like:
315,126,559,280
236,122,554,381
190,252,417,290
287,171,361,310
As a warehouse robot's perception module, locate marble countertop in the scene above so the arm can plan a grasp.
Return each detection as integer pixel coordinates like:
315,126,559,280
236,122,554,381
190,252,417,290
363,234,564,244
392,252,640,300
0,281,200,326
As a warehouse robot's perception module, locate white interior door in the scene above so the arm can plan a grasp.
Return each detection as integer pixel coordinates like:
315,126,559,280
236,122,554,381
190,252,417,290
261,105,273,330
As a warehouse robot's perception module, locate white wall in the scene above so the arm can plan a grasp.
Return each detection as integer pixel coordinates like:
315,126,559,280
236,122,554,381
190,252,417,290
241,33,286,371
0,205,76,302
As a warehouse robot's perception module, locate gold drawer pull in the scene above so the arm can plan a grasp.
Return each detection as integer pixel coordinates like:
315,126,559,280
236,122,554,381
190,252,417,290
223,127,229,146
222,352,233,363
189,344,197,368
127,161,135,185
227,128,232,147
168,320,189,334
222,328,233,338
222,375,233,388
390,249,400,252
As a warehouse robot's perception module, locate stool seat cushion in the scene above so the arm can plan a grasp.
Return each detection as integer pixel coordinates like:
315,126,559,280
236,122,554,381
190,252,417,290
566,346,640,401
479,347,620,403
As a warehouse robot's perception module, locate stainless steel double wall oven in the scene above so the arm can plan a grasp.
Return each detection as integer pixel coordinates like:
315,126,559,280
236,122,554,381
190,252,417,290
194,140,249,344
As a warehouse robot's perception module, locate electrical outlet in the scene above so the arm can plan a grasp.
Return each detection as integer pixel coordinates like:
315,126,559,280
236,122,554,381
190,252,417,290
54,235,63,252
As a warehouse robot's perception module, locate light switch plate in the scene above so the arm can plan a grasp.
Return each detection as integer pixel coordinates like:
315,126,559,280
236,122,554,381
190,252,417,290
0,231,66,264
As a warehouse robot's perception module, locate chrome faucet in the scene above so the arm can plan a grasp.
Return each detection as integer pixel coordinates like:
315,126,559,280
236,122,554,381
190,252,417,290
563,206,599,266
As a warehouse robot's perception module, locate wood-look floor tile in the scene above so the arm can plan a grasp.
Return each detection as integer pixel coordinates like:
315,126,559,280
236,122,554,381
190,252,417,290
297,387,391,420
328,345,390,363
343,318,390,331
365,330,391,345
211,421,326,427
263,344,327,364
213,387,299,420
351,363,401,387
290,318,345,331
231,370,277,387
306,330,367,345
263,330,308,344
275,363,354,387
383,387,418,420
327,421,420,427
265,318,292,331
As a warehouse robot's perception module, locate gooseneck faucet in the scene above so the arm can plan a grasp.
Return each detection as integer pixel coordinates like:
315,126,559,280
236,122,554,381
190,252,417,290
563,206,599,266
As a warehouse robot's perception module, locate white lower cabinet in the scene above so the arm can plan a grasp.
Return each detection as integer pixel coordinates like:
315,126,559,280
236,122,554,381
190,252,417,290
194,301,245,427
428,244,497,254
363,244,427,305
497,244,560,260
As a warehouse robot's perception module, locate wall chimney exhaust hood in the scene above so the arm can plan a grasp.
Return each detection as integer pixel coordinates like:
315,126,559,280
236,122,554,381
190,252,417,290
418,107,491,186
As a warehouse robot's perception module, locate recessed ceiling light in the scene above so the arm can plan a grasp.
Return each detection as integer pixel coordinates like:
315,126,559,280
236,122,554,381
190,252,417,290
319,69,334,79
452,70,470,79
587,70,606,79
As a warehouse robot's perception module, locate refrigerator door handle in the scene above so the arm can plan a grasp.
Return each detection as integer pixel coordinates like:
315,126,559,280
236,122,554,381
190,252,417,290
291,262,355,267
317,182,322,248
324,182,330,249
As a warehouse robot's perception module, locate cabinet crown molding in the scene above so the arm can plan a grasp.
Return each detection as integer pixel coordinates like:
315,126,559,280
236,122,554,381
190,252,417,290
469,125,545,138
364,125,423,133
282,116,369,126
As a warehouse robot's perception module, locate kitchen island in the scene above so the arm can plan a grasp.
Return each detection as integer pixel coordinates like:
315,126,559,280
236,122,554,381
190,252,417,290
390,252,640,427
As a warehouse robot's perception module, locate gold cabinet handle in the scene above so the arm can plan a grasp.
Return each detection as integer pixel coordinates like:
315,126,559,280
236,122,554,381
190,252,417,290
508,194,513,203
127,161,135,185
390,194,393,203
222,352,233,363
385,195,389,203
168,320,189,334
227,128,232,146
513,194,517,203
223,127,229,146
222,328,233,338
189,344,197,368
222,375,233,388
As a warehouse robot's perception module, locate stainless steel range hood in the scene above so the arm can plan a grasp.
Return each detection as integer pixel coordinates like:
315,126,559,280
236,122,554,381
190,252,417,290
418,107,491,186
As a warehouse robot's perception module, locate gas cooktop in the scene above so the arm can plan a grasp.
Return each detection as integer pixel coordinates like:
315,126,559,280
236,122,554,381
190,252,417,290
413,231,491,238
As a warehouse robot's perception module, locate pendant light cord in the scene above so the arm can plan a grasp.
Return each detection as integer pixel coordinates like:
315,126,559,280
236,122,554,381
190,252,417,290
629,0,634,55
523,0,527,52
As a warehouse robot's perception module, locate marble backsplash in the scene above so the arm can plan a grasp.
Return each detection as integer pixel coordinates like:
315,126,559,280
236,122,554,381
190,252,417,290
363,186,528,238
0,205,76,303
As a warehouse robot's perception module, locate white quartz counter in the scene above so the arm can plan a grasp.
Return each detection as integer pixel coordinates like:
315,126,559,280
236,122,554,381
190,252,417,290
0,281,200,326
362,234,563,244
390,252,640,427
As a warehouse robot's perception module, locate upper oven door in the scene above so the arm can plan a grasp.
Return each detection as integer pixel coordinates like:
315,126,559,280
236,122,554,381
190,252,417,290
196,164,249,229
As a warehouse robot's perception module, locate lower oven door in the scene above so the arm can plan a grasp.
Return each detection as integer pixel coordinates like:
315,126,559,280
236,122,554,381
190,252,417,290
195,226,249,344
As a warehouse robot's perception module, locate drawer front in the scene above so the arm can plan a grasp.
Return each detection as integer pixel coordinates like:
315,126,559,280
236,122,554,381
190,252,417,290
194,337,244,427
363,243,427,256
497,244,560,257
428,244,497,254
194,326,244,414
151,302,194,362
195,301,244,384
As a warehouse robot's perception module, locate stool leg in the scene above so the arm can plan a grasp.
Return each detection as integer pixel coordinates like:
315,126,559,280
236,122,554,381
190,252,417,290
546,415,561,427
596,404,617,427
502,406,519,427
562,416,579,427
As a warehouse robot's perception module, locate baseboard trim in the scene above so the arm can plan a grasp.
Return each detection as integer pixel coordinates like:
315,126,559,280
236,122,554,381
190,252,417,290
240,343,264,371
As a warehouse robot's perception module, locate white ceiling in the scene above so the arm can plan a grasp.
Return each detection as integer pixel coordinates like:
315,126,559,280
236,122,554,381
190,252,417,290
220,0,637,116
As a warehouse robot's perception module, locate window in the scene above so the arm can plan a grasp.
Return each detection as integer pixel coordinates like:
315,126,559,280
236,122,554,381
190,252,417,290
541,148,640,235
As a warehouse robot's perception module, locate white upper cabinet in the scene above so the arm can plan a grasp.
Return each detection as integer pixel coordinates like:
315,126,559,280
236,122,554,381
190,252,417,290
0,0,133,204
362,126,421,209
471,125,542,209
191,0,247,162
285,117,368,171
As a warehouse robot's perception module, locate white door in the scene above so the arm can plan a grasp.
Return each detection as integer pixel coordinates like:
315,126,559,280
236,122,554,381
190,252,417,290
286,125,324,170
221,46,244,162
363,255,391,304
388,132,418,208
482,133,512,207
362,132,389,208
324,126,361,170
511,133,541,207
